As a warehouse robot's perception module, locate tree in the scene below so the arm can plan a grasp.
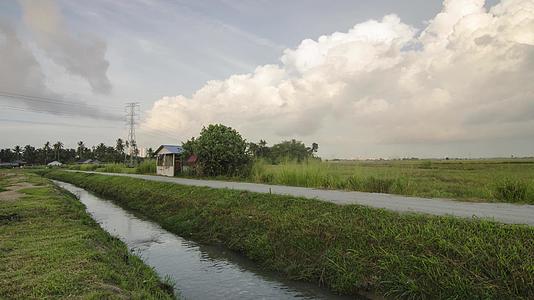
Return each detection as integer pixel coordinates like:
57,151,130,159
53,141,63,161
43,142,51,164
77,141,85,159
23,145,36,164
116,138,124,154
186,124,250,176
13,145,22,160
146,147,155,159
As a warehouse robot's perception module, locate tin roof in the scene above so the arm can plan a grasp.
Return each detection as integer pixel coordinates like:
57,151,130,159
155,145,184,155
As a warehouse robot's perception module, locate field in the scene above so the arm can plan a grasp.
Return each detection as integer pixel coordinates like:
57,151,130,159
42,170,534,299
250,158,534,203
0,170,173,299
62,158,534,203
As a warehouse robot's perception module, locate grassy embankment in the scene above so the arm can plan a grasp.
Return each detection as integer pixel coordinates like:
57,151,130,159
0,170,174,299
43,170,534,299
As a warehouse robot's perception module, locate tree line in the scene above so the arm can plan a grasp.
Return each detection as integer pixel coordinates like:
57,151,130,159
0,139,152,165
182,124,319,176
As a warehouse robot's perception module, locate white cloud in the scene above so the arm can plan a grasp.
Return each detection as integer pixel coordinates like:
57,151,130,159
143,0,534,157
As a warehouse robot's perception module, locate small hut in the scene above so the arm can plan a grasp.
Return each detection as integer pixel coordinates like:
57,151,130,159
154,145,183,176
47,161,63,167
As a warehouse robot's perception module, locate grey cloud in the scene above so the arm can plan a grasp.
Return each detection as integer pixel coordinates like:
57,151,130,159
18,0,112,94
0,23,119,121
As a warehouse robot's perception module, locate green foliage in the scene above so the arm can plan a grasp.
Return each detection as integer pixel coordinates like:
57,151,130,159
494,178,528,202
136,159,156,174
44,171,534,299
0,171,173,299
186,124,250,176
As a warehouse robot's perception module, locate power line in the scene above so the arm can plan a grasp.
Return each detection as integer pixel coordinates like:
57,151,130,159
0,118,118,129
0,91,124,111
0,105,122,121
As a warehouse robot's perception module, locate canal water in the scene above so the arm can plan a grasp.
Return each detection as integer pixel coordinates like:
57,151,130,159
53,180,357,300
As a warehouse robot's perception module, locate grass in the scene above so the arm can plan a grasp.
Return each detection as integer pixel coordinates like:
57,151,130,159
248,159,534,203
0,170,174,299
42,170,534,299
66,160,156,175
65,158,534,203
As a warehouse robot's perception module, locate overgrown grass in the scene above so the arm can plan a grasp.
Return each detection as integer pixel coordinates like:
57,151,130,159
248,159,534,203
0,170,174,299
136,159,156,174
43,170,534,299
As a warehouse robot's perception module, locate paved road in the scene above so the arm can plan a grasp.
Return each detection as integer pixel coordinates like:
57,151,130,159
71,171,534,226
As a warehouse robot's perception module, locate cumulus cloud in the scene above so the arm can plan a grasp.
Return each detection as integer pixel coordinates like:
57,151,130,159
143,0,534,157
18,0,112,94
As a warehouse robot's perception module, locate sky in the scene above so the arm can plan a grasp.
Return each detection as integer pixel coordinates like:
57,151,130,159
0,0,532,159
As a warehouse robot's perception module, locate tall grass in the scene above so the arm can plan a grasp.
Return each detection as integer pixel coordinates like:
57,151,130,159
494,178,529,203
250,160,412,194
136,159,156,174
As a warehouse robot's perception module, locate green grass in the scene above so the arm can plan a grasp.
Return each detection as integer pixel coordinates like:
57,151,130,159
0,171,174,299
247,159,534,203
43,170,534,299
66,161,155,175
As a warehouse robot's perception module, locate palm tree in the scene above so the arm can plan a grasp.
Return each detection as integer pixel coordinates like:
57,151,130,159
53,141,63,161
77,141,85,159
43,141,51,164
12,145,22,160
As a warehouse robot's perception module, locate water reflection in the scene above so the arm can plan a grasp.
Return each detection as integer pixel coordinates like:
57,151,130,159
55,180,358,300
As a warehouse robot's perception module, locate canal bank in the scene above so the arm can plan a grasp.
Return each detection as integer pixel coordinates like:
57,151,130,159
42,170,534,299
0,171,173,299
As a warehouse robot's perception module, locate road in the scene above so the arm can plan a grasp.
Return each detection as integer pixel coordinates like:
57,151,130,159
71,171,534,226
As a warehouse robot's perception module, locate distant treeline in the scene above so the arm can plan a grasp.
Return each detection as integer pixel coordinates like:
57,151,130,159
247,139,319,164
0,139,148,165
0,137,318,166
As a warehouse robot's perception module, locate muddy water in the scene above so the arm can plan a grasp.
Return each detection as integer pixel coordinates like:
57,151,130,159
53,180,357,300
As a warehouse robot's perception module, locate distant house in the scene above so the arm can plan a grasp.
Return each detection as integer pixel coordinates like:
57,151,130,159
47,161,63,167
78,159,101,165
183,154,198,173
0,162,18,168
155,145,184,177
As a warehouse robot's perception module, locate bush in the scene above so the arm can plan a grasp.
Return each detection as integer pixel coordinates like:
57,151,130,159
494,179,528,202
188,124,250,177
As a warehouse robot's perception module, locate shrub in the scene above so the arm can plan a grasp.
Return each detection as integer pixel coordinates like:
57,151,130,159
494,179,528,202
187,124,250,177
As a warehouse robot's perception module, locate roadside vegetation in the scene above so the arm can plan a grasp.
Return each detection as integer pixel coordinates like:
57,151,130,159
0,171,173,299
42,170,534,299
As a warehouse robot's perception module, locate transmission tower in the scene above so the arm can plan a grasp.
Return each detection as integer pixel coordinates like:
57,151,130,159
125,102,140,166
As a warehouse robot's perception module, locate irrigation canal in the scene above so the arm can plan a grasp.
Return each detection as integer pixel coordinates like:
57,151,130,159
53,180,358,300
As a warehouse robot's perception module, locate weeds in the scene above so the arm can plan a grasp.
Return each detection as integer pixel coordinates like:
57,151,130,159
494,179,528,202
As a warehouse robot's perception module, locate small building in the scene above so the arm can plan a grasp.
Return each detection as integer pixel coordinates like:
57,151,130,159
155,145,184,177
47,161,63,167
78,159,101,165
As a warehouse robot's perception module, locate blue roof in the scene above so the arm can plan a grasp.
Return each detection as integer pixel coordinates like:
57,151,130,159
155,145,183,154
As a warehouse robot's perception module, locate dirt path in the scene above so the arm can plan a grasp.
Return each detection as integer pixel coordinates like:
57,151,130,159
71,171,534,226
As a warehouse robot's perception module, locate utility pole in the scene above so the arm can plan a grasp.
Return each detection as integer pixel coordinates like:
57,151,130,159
125,102,140,166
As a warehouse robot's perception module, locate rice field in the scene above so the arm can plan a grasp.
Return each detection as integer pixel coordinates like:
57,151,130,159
250,158,534,203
